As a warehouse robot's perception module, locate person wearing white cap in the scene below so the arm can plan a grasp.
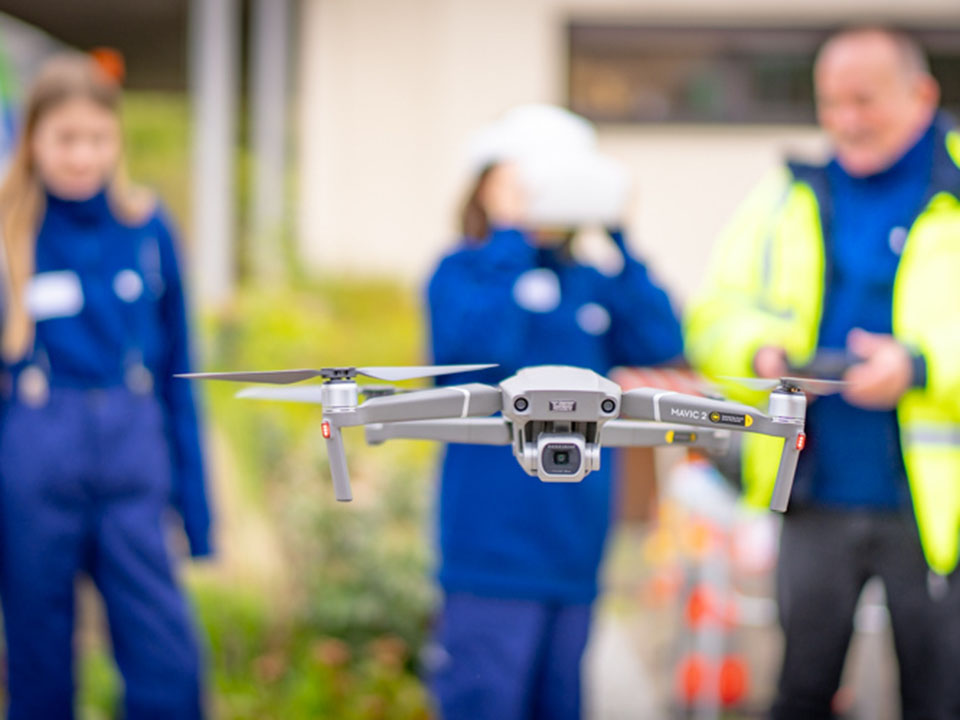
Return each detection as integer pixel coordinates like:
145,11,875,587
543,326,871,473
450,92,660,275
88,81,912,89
423,106,683,720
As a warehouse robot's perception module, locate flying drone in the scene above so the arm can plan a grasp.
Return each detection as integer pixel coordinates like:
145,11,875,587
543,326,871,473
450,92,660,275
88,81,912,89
180,364,845,512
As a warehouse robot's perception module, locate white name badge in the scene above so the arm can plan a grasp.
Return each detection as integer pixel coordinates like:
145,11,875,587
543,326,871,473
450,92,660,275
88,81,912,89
576,302,611,335
25,270,84,320
113,269,144,302
512,268,561,313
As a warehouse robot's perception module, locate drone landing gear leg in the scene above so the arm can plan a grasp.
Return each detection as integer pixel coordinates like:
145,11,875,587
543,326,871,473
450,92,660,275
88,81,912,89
770,430,804,512
322,418,353,502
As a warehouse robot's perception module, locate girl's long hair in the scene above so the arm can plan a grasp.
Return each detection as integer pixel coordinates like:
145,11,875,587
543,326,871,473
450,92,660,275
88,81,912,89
460,164,496,244
0,53,153,361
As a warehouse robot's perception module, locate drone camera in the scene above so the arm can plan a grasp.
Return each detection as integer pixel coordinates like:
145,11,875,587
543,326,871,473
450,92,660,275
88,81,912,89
536,433,588,482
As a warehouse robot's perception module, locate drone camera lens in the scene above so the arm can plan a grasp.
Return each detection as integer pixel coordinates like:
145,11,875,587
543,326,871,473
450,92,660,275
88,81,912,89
514,397,529,412
601,398,616,413
541,442,581,475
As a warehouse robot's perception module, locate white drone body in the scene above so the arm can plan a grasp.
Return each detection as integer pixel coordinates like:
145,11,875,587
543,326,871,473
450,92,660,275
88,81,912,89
499,367,623,482
182,364,841,512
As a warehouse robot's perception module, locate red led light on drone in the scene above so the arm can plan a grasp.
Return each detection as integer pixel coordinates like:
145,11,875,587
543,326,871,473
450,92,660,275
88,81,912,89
796,433,806,451
322,421,331,439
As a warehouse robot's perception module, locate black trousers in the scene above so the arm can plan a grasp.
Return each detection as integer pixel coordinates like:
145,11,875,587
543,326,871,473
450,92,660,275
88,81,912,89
771,506,944,720
940,563,960,719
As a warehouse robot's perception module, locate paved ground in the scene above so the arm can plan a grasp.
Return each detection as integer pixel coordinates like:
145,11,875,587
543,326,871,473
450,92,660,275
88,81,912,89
583,523,901,720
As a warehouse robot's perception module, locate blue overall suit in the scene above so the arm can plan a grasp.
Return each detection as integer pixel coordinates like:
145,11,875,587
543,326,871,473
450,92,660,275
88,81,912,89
0,190,211,719
426,227,682,720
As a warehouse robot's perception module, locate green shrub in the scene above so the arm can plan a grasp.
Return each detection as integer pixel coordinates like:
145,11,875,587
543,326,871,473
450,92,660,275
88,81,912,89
198,279,437,717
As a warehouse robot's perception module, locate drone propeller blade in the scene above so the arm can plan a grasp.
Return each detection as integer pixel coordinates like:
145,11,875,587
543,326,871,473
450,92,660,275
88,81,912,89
357,364,497,381
236,386,326,403
719,375,848,396
178,369,324,384
181,364,498,385
782,377,848,395
718,376,779,391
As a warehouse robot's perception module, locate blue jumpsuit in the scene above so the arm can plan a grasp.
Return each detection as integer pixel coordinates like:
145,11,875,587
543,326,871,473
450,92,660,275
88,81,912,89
0,190,210,719
426,227,683,720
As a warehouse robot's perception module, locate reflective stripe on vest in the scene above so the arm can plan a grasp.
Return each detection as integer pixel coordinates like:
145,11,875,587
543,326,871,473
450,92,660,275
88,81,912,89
903,425,960,447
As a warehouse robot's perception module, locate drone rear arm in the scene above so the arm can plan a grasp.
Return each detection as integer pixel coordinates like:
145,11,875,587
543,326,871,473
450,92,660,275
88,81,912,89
363,417,730,454
600,420,730,453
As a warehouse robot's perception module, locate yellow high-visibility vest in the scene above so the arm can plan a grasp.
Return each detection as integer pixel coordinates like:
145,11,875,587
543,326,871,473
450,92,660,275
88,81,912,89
685,119,960,575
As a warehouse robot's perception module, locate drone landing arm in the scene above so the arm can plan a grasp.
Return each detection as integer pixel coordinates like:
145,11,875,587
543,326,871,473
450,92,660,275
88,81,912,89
365,418,512,446
600,420,730,453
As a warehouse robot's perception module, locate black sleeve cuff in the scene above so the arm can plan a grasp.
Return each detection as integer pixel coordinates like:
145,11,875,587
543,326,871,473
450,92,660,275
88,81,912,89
911,352,927,389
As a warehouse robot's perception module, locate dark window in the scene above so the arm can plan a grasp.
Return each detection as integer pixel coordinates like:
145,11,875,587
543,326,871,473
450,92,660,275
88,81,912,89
568,25,960,125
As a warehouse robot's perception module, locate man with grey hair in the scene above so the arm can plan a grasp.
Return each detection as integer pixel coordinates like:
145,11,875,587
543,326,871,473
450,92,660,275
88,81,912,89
686,27,960,719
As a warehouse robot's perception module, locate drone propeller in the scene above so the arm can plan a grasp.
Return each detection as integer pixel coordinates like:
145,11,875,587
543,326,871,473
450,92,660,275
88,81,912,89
358,365,496,381
178,363,498,385
719,376,848,396
180,369,326,384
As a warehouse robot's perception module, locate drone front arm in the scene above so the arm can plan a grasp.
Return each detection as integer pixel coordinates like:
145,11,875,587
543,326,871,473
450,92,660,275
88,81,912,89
365,418,512,446
338,383,502,427
318,383,502,502
621,387,805,511
600,420,730,453
620,387,789,437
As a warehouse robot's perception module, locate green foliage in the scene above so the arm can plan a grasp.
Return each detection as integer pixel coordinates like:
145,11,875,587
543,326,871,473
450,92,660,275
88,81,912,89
192,583,431,720
198,279,437,717
77,647,119,720
122,93,190,224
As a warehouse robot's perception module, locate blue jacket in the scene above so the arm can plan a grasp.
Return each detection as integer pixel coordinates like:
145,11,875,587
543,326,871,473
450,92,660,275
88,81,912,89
792,120,936,509
427,227,682,602
8,189,211,556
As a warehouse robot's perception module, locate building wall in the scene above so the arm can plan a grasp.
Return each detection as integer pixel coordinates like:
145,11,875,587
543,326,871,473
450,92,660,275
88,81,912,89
297,0,960,302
